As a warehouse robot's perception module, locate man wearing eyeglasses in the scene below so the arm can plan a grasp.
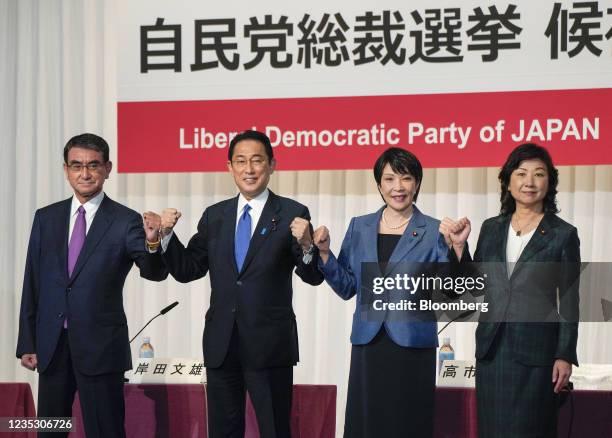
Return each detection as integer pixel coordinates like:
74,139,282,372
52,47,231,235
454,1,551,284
143,130,324,438
16,133,167,438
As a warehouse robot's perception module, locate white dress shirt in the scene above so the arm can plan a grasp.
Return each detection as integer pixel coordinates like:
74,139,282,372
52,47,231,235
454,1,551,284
236,189,269,237
506,223,536,277
156,188,313,263
159,189,270,252
68,191,105,242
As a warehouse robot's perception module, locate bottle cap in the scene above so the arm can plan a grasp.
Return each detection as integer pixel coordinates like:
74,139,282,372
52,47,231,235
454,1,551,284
143,336,150,343
443,337,451,345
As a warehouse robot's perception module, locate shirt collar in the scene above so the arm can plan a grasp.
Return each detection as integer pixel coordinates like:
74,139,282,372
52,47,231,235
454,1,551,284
237,189,269,215
71,191,105,217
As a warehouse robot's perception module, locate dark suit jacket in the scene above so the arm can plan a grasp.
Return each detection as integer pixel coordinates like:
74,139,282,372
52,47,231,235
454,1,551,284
16,195,168,375
466,213,580,366
158,191,324,369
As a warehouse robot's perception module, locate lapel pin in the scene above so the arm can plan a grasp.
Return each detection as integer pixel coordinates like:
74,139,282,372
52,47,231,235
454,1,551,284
412,231,418,237
540,229,547,235
260,227,268,235
271,217,278,231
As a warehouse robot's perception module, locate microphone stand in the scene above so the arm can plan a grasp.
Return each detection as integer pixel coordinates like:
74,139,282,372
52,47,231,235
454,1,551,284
124,301,179,382
130,301,179,344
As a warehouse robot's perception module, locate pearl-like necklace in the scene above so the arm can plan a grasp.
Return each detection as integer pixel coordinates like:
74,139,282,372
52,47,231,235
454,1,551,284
382,208,413,230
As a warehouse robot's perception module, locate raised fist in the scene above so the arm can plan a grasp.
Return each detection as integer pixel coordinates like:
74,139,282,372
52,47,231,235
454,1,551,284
439,217,471,248
161,208,182,235
290,217,313,251
313,226,330,252
143,211,162,243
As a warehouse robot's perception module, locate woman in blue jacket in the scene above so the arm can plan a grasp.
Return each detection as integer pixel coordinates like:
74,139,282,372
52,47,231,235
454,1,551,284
314,147,451,438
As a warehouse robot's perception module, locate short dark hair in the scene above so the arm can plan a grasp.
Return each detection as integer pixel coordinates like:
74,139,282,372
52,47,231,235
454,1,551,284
373,147,423,202
63,133,110,163
499,143,559,215
228,130,274,162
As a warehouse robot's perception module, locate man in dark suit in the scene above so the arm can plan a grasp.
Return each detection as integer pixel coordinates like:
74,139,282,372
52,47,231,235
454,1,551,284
143,130,324,438
16,133,167,438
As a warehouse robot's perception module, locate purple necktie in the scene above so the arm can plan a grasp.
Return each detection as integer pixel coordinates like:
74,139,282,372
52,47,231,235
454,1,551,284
65,206,86,328
68,206,86,277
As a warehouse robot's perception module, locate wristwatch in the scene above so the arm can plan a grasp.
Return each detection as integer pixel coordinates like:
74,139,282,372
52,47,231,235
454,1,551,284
302,243,315,264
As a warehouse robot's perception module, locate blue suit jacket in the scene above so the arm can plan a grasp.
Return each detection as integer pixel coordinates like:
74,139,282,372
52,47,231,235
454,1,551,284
16,195,168,375
319,206,450,348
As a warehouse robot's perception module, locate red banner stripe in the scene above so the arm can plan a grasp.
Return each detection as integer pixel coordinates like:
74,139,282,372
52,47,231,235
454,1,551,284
118,89,612,173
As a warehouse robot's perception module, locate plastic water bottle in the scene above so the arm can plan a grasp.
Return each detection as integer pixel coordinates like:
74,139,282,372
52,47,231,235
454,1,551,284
438,337,455,374
139,336,154,358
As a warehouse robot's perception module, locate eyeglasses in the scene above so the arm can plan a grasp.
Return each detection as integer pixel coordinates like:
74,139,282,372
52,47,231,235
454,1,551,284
231,157,267,169
67,162,103,172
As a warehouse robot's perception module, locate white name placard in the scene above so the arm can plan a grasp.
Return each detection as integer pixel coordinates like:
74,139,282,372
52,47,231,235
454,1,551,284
128,358,205,384
437,360,476,388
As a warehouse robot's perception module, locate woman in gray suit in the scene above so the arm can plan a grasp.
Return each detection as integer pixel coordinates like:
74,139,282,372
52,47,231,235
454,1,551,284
441,143,580,437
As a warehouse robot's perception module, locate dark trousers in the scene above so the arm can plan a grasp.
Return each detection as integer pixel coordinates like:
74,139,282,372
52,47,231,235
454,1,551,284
37,330,125,438
206,325,293,438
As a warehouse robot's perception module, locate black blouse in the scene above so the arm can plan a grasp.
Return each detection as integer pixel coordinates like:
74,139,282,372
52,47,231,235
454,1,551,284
377,233,401,273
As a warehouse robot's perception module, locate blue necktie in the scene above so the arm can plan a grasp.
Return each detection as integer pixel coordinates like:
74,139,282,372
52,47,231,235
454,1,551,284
235,204,252,272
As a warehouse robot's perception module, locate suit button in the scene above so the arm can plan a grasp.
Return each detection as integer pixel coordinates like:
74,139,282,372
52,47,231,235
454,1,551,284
58,312,64,318
231,308,236,313
66,288,71,293
236,281,242,286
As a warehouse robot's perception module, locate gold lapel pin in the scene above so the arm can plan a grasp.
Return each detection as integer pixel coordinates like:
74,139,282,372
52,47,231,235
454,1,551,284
540,229,547,235
412,231,418,237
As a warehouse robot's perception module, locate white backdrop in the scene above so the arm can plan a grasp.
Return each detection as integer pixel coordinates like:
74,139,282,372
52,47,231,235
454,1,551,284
1,1,611,436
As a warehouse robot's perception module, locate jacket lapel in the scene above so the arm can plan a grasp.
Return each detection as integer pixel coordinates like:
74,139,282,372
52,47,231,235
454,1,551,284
494,215,511,261
68,196,115,284
510,213,556,279
238,191,281,275
57,198,72,282
490,214,511,279
364,208,381,264
221,196,239,278
385,206,426,277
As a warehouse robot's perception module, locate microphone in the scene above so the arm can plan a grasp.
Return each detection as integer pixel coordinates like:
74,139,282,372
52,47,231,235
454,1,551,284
129,301,179,344
160,301,179,315
437,309,477,335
